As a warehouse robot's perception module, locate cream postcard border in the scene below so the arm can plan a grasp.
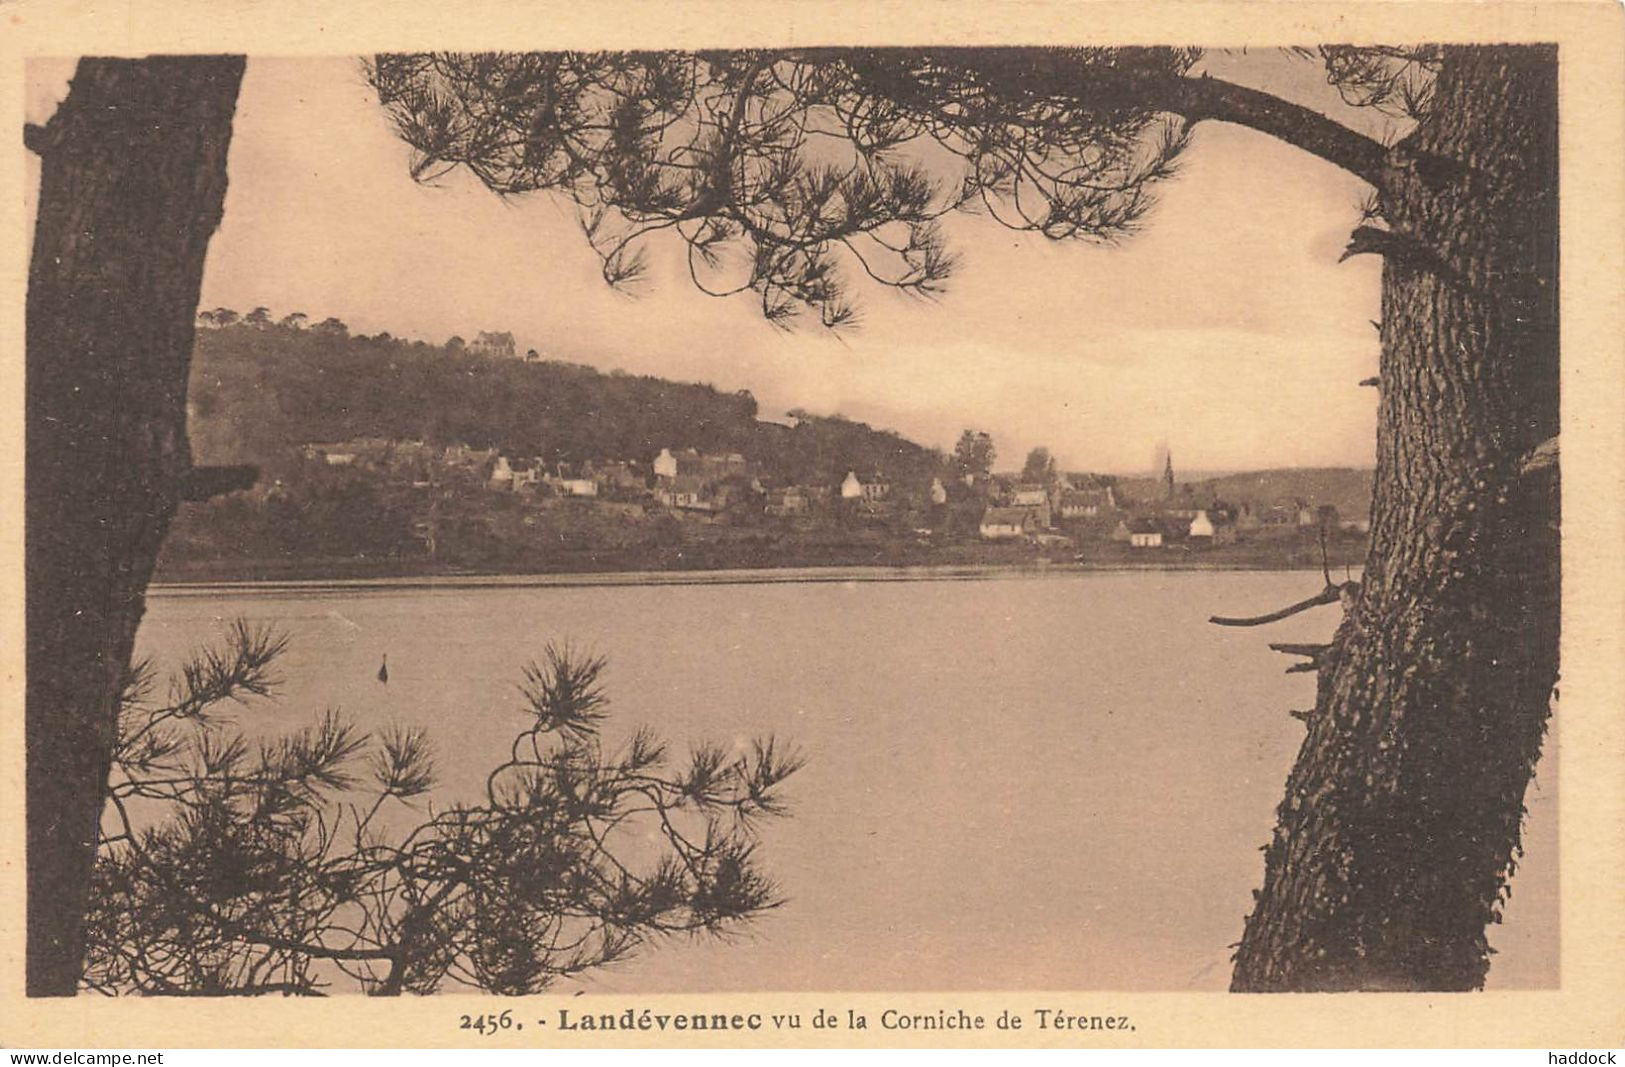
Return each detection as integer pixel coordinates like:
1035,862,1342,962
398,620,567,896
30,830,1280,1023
0,0,1620,1048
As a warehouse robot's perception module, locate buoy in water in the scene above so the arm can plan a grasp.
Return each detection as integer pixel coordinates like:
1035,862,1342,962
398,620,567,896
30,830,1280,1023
377,654,389,684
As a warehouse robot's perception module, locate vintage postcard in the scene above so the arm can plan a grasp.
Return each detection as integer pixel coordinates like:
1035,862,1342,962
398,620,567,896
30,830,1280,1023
2,0,1621,1050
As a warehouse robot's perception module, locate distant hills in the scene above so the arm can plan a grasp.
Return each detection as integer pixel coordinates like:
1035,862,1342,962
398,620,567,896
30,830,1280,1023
1113,468,1374,521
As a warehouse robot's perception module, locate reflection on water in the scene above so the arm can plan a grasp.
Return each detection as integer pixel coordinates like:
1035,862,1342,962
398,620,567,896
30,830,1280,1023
136,569,1557,992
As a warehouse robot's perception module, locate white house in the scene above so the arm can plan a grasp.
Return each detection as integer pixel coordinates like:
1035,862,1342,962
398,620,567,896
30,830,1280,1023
1128,518,1165,548
557,477,598,498
1187,507,1238,545
929,477,948,506
657,475,714,511
653,447,679,480
765,487,810,517
839,470,891,503
979,507,1038,541
303,443,361,466
510,459,540,491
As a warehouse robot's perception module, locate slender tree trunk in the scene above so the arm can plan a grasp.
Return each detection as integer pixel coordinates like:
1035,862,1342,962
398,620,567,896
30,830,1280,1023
1232,45,1559,991
26,56,245,996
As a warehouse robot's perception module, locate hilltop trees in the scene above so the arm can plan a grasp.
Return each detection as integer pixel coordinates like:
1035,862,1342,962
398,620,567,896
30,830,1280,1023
180,317,940,492
197,307,240,328
369,47,1560,991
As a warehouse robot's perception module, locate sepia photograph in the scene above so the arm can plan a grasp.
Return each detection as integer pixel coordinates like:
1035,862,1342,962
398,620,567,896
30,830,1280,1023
5,0,1623,1050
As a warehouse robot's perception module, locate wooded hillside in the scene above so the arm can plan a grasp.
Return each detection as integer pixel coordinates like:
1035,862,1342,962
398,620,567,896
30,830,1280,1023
188,320,945,488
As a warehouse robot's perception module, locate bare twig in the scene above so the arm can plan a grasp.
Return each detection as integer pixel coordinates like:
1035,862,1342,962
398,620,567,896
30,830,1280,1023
1210,584,1341,627
1270,642,1330,658
179,464,259,502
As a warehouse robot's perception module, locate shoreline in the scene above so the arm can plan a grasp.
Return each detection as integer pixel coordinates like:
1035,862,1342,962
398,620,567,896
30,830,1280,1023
147,559,1340,596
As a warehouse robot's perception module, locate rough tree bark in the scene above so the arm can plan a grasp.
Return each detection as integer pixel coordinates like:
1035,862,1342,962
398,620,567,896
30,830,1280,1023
1230,45,1560,991
26,56,246,997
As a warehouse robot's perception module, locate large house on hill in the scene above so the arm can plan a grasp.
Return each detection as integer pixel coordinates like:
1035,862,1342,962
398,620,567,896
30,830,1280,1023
467,330,517,359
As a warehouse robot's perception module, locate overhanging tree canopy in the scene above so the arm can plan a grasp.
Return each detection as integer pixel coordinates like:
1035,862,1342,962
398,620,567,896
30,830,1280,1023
368,49,1219,326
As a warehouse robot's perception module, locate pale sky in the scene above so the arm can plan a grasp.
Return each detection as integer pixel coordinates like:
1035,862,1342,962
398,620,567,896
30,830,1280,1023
27,51,1390,475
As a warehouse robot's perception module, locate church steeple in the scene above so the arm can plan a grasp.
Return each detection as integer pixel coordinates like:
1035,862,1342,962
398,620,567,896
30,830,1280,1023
1164,451,1175,500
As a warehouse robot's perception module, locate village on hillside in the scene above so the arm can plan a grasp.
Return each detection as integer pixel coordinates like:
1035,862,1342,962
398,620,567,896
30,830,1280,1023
157,307,1373,579
295,436,1368,548
163,432,1370,578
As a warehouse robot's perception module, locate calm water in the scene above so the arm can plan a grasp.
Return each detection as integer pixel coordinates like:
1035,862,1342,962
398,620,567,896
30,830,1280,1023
136,569,1557,992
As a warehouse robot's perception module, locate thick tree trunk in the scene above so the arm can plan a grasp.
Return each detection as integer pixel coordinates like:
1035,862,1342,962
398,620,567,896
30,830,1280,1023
26,56,245,996
1231,45,1559,991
